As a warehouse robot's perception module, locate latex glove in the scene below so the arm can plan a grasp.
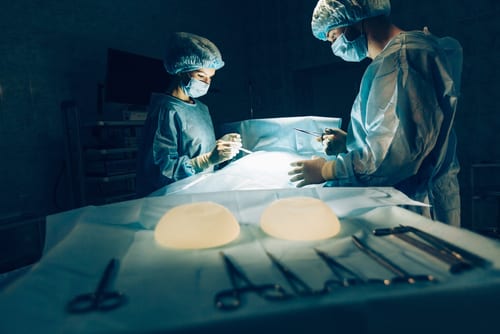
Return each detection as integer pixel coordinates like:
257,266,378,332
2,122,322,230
208,133,242,165
316,128,347,156
289,156,336,187
220,133,242,144
190,133,242,171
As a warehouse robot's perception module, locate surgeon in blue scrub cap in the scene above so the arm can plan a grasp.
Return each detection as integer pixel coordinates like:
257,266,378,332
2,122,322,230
289,0,463,226
136,32,242,197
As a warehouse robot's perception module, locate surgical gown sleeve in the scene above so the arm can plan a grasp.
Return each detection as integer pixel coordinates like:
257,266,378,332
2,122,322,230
333,32,460,190
136,94,216,196
153,100,216,181
153,110,194,180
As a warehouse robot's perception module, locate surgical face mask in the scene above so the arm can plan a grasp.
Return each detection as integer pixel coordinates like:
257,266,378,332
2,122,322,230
331,33,368,62
182,77,210,98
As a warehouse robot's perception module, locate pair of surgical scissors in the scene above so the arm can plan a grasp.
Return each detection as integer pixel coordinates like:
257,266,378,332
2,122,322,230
214,252,289,311
314,248,386,288
293,127,324,140
66,258,127,314
352,236,437,284
372,227,472,273
265,251,327,297
374,225,489,269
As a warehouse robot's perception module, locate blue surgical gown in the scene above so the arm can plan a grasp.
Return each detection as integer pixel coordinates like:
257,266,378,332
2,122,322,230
327,31,463,226
136,93,216,197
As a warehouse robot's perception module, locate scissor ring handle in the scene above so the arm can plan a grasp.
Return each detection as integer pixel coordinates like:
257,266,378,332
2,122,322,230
215,284,289,311
66,291,126,314
95,291,127,311
214,289,241,310
389,274,436,285
255,283,290,301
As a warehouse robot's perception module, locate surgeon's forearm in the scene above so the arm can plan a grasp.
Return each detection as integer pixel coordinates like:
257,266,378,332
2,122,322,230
321,160,336,180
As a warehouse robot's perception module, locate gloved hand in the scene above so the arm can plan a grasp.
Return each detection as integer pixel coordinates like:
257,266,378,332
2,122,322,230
208,133,242,165
220,133,242,143
288,156,336,187
317,128,347,156
190,133,242,171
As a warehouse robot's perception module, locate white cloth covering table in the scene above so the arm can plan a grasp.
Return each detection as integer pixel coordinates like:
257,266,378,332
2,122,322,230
1,186,500,334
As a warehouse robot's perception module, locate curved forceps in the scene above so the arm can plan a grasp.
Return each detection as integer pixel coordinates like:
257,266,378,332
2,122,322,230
66,258,127,314
215,252,289,311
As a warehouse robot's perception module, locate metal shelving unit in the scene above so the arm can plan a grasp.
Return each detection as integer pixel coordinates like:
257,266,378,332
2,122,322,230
470,162,500,237
62,101,144,207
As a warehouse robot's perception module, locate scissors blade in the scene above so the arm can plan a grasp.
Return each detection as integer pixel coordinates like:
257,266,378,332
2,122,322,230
265,251,319,296
392,233,471,273
373,225,489,268
352,236,436,284
215,252,245,310
95,258,118,295
314,248,360,280
219,252,249,288
293,128,323,137
399,225,489,268
351,236,409,278
239,147,253,154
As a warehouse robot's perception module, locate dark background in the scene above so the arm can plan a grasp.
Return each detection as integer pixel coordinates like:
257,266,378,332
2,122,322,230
0,0,499,230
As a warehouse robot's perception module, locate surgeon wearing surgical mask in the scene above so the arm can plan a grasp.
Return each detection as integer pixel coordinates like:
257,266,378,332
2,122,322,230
289,0,463,227
136,32,242,197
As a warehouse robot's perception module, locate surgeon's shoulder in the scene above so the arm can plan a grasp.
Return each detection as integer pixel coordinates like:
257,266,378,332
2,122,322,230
422,26,462,49
417,29,463,65
436,36,463,56
398,30,437,50
406,29,462,53
151,94,182,121
190,98,210,114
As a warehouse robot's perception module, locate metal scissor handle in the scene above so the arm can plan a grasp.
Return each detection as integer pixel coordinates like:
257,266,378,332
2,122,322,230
66,258,127,314
66,290,125,313
215,252,289,311
314,248,386,289
215,283,287,311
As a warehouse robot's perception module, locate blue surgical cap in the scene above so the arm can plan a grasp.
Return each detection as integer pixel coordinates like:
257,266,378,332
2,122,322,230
164,32,225,75
311,0,391,41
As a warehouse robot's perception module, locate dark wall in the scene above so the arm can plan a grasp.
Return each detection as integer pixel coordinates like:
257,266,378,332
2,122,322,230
1,0,499,230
